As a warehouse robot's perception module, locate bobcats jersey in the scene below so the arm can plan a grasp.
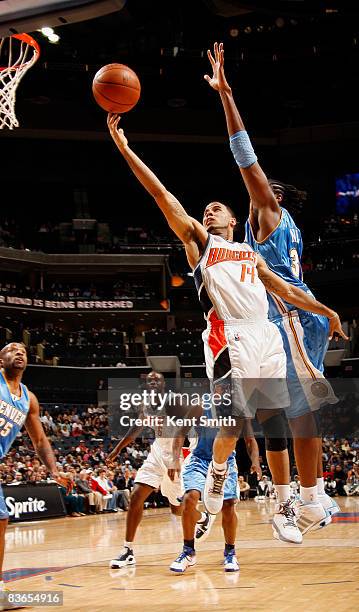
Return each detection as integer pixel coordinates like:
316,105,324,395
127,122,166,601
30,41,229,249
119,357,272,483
245,208,314,319
193,233,268,322
0,370,29,459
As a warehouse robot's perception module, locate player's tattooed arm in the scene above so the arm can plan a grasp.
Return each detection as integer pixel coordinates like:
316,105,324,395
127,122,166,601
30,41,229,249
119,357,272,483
25,392,71,490
256,256,348,340
205,42,280,232
106,404,145,465
107,114,207,267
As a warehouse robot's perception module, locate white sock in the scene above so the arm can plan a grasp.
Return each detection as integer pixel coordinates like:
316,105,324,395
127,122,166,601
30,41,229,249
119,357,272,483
0,580,4,591
300,485,318,504
317,477,325,496
275,484,291,503
212,459,227,472
124,540,133,550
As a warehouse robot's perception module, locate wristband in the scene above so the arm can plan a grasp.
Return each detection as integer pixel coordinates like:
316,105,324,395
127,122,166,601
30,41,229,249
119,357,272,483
229,130,257,168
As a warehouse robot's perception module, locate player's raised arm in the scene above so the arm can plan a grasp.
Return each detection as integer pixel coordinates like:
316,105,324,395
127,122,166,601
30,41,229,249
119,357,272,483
204,42,280,233
256,256,348,340
107,114,207,268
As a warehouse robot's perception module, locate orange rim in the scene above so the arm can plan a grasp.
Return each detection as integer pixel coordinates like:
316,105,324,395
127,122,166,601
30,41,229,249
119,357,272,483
0,32,40,72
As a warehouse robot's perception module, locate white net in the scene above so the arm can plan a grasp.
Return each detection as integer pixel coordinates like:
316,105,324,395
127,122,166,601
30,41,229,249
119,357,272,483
0,33,40,129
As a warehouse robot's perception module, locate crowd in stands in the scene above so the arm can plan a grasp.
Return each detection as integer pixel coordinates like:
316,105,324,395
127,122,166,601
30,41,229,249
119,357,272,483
1,214,358,268
1,400,358,519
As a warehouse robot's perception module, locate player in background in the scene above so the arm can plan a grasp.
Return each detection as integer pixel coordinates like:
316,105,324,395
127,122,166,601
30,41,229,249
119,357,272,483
106,113,346,541
0,343,70,598
107,371,193,569
204,42,343,539
169,405,260,573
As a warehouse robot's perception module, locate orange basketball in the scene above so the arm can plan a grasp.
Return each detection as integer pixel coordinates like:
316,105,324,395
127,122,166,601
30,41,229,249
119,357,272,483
92,63,141,113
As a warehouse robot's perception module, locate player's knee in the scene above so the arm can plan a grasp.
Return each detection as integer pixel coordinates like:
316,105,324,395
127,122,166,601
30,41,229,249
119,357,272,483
183,490,200,511
265,437,287,452
129,485,147,508
289,412,320,438
222,499,236,515
261,412,287,440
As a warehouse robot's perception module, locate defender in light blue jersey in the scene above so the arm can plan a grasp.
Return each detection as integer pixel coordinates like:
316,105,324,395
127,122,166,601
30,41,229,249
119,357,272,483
205,42,345,541
0,343,69,592
169,406,260,573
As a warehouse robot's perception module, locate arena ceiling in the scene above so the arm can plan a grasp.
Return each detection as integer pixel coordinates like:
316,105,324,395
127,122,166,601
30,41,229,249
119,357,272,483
0,0,358,137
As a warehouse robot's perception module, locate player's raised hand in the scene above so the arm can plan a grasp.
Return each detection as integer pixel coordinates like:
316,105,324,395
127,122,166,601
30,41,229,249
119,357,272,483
328,313,349,341
107,113,128,149
204,42,231,93
53,473,73,495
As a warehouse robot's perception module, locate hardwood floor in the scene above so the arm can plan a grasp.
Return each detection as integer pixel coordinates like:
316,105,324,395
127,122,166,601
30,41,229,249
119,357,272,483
3,497,358,612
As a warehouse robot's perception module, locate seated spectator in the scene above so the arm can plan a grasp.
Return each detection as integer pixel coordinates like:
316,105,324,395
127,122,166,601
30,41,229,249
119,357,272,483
75,469,103,513
324,476,337,497
238,475,250,500
59,472,85,517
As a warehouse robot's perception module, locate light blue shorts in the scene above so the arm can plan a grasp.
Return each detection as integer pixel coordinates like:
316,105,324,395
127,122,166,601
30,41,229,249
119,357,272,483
182,454,238,500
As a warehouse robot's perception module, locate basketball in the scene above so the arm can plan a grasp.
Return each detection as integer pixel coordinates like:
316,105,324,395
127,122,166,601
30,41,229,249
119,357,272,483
92,63,141,113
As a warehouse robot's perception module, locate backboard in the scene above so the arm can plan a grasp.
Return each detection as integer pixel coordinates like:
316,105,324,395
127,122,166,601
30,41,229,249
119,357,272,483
0,0,127,36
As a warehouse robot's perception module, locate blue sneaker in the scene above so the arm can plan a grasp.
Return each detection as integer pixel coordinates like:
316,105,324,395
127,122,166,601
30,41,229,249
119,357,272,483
223,550,240,572
170,546,196,573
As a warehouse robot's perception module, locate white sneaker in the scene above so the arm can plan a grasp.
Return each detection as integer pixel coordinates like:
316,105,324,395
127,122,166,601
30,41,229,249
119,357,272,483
297,501,328,534
203,461,228,515
109,546,136,568
318,494,339,527
195,511,216,543
223,551,240,572
272,499,302,544
170,546,196,573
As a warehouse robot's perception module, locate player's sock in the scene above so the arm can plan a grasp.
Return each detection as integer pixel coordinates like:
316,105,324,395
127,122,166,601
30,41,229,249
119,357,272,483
184,539,195,550
213,459,227,472
0,580,4,591
275,484,291,503
300,485,318,503
224,543,235,554
124,540,133,550
197,512,207,524
317,477,325,496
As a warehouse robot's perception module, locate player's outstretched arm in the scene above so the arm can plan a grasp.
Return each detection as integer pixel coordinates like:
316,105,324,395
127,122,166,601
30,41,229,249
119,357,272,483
205,42,280,232
25,392,71,491
106,407,145,465
256,256,348,340
107,114,207,267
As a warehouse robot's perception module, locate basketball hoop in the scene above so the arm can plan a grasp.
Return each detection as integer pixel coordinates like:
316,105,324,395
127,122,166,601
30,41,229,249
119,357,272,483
0,33,40,129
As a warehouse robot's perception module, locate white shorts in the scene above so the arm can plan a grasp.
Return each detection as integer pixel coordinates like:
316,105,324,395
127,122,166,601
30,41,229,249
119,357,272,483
134,443,183,506
202,319,289,418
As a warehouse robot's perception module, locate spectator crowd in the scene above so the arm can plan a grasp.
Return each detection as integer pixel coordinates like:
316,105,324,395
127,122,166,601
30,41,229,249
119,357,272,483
1,402,358,520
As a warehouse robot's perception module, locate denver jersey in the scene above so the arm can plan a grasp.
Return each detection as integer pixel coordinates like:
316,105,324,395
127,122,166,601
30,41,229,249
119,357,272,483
193,233,268,322
245,208,313,319
0,370,29,459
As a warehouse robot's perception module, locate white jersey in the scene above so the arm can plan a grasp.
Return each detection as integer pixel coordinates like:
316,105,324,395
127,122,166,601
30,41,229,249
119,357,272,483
193,233,269,322
143,402,196,465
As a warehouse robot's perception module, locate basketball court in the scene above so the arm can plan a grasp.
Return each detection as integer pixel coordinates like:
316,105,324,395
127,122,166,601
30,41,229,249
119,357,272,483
4,498,358,612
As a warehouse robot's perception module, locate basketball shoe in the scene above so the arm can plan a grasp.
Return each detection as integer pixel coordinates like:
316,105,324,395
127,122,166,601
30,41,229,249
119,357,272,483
223,550,240,572
170,545,196,573
296,501,328,534
203,461,228,515
272,499,302,543
195,511,215,542
109,546,136,568
318,494,340,527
